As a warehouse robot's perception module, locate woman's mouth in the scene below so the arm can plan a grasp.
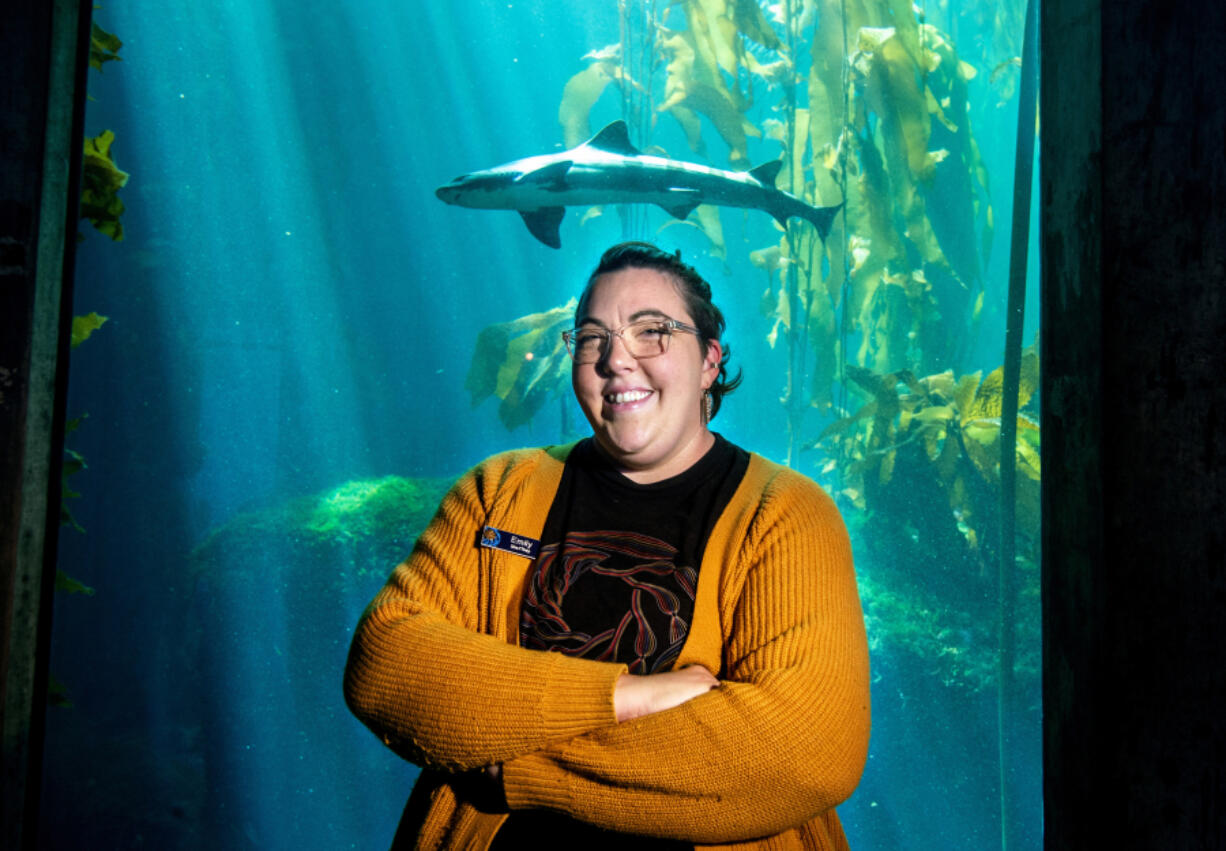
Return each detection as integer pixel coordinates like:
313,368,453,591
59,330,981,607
605,389,653,405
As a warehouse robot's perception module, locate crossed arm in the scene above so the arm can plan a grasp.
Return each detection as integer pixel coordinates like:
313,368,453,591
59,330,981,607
343,463,869,843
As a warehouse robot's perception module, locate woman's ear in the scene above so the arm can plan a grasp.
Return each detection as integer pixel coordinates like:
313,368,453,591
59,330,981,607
702,340,723,385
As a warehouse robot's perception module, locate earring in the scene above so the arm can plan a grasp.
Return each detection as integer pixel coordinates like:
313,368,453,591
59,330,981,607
702,390,714,425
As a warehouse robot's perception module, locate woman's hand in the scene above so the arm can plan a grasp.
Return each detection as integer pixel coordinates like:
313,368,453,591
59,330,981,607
458,763,507,813
613,665,719,723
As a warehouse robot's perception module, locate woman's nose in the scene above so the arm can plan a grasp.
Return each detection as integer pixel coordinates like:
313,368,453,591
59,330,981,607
598,333,636,373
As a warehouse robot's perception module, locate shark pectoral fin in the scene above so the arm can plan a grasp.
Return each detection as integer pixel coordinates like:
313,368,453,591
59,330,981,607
519,207,566,248
657,188,703,220
518,160,573,188
748,160,784,187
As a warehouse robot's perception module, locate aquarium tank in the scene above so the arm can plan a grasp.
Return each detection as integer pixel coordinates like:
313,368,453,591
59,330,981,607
46,0,1041,847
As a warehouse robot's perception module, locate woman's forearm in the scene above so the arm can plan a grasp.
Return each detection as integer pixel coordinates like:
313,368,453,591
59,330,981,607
501,661,869,843
612,666,720,722
344,601,627,771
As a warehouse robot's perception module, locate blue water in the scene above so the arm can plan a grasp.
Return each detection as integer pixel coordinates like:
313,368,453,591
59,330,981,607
47,1,1041,848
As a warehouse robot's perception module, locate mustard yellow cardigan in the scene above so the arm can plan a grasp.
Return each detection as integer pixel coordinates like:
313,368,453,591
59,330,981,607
344,444,871,850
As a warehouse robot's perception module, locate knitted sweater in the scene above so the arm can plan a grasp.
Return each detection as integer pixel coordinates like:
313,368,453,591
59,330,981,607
343,444,871,850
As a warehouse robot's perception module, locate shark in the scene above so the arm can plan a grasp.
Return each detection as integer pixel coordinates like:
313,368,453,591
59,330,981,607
434,120,841,249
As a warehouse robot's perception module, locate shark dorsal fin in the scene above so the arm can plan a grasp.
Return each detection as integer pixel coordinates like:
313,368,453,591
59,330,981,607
583,121,641,156
748,160,784,187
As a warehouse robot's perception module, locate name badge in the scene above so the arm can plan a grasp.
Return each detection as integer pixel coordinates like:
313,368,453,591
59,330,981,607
479,526,541,560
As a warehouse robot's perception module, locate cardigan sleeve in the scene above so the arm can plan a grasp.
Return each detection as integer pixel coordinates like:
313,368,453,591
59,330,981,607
499,472,871,844
342,452,627,772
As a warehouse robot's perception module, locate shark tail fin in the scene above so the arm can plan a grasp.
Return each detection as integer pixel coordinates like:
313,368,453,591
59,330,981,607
791,202,842,242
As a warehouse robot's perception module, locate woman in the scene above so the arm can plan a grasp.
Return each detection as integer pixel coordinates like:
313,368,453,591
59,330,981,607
344,242,871,849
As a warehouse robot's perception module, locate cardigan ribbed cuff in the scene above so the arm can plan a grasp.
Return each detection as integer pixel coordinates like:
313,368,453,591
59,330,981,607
501,747,573,812
535,653,625,740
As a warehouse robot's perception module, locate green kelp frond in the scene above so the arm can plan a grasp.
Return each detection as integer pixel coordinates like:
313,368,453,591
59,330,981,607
657,203,727,260
71,312,109,348
820,345,1039,487
89,23,123,72
61,447,87,532
559,45,624,149
55,569,96,596
658,25,759,166
466,299,576,431
81,130,129,240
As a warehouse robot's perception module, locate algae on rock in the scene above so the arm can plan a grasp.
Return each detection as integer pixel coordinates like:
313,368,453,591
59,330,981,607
191,474,454,585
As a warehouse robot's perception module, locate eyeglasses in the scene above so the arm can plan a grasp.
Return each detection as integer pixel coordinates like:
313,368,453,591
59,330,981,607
561,318,701,364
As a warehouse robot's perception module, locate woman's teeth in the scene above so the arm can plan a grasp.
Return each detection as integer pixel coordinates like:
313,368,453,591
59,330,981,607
607,390,651,404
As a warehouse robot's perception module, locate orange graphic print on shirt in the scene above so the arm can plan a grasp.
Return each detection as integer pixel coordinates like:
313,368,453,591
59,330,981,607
519,529,697,674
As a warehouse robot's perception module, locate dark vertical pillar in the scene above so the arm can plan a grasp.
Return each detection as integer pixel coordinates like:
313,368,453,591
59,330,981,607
1042,0,1226,847
0,1,91,847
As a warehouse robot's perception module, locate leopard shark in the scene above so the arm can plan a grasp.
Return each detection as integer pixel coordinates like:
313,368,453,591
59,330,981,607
434,120,841,249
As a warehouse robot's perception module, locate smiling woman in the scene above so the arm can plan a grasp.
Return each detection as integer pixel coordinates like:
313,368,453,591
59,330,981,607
344,242,872,850
569,263,720,483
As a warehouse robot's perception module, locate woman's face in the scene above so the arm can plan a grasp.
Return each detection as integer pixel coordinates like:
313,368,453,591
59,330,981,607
572,267,721,483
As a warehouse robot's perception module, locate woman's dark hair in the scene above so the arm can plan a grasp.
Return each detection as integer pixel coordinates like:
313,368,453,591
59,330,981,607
578,241,742,420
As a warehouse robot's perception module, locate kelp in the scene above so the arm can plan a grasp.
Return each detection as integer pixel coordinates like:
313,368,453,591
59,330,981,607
54,18,126,712
71,312,108,348
465,298,577,430
81,130,129,241
66,42,120,542
82,18,129,241
658,26,758,165
814,347,1041,691
559,45,626,149
559,2,778,167
836,19,991,374
656,0,784,164
817,343,1040,559
89,22,122,72
60,443,87,533
658,202,727,259
55,570,96,596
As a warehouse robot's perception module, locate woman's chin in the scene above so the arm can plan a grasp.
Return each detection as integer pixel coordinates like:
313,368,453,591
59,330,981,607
593,432,655,468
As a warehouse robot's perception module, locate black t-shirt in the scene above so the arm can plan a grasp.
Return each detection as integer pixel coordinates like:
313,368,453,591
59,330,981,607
520,434,749,672
492,434,750,848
